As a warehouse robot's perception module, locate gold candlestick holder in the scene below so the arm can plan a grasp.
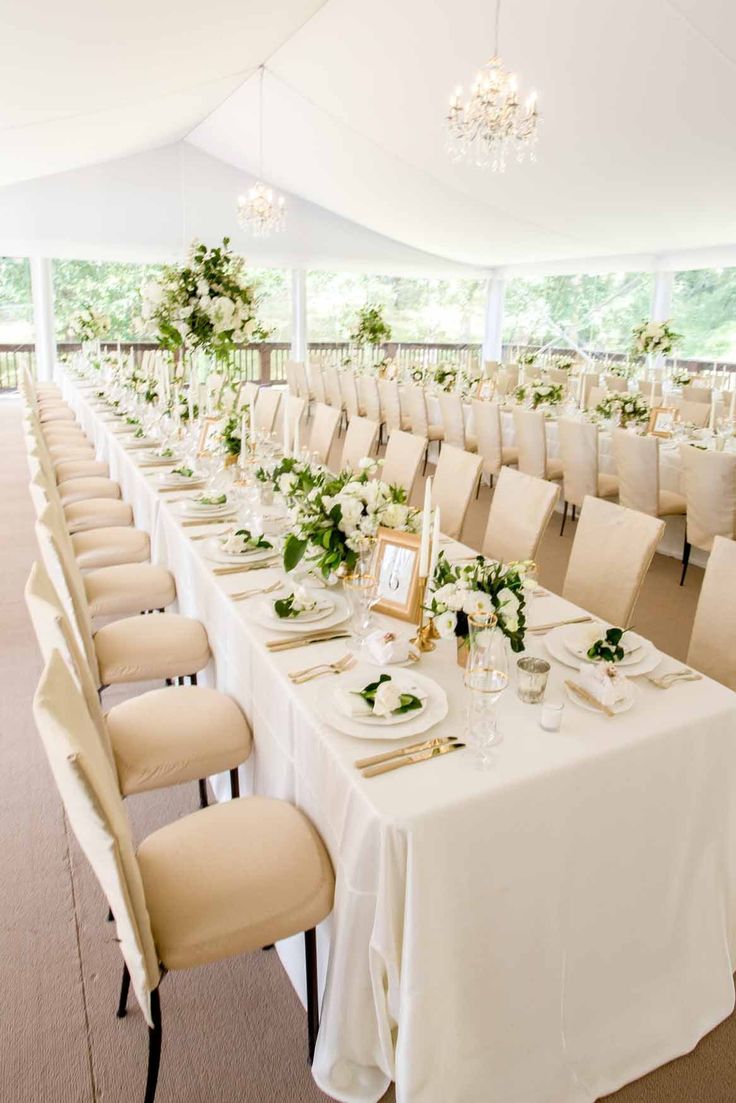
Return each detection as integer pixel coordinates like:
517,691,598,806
410,576,439,653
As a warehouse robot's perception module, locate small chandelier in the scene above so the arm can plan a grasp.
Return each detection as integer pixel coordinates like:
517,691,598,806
446,0,539,171
237,66,286,237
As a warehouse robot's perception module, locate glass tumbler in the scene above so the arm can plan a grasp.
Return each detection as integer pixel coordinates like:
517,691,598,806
464,612,509,762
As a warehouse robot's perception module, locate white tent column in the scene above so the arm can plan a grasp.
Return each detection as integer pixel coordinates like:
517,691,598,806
30,257,56,381
650,269,674,322
481,271,505,363
291,268,307,363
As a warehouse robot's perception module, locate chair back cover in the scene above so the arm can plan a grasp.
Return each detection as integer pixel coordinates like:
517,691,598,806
680,446,736,552
562,496,664,627
673,399,712,428
310,403,341,465
341,416,379,472
381,430,426,497
405,385,430,437
437,393,467,450
612,430,659,516
431,444,482,540
33,652,161,1026
339,369,361,420
483,467,558,564
308,363,326,404
377,379,403,432
513,408,548,480
681,384,713,404
471,400,503,477
687,535,736,689
558,418,599,508
324,366,344,410
358,376,382,423
255,387,281,433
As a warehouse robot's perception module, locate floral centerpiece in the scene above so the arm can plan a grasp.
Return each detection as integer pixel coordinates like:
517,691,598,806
69,305,109,343
515,378,564,409
351,304,392,348
606,359,634,379
282,462,420,579
595,390,649,427
426,553,528,654
631,319,682,360
672,367,692,387
432,364,458,391
140,237,268,361
552,355,576,372
220,413,245,458
518,351,538,367
258,455,326,501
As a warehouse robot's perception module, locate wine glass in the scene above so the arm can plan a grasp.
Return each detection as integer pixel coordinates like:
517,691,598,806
464,611,508,763
343,572,379,652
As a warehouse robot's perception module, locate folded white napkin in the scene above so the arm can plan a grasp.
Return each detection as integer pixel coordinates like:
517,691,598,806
335,678,427,719
364,630,412,665
578,662,628,708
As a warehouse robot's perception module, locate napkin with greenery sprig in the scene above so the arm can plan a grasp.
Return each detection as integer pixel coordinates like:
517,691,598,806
233,528,272,551
587,626,628,663
171,465,194,478
273,591,319,619
354,673,422,716
196,493,227,507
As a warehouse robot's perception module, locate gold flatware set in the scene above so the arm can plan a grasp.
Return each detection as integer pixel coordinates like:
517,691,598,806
355,736,464,778
288,654,356,684
266,630,351,652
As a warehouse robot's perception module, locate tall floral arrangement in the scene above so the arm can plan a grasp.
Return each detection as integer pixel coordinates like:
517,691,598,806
515,378,564,409
69,305,109,342
631,319,681,360
595,391,649,427
351,304,392,347
140,237,268,360
282,461,420,579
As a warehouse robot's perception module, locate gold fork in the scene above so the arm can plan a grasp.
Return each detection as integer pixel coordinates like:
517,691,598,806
289,654,355,684
230,581,282,601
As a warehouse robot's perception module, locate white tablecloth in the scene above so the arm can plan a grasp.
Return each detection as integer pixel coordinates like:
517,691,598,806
65,372,736,1103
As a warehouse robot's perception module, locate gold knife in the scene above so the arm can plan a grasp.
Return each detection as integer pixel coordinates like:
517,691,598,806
213,560,278,576
355,735,458,770
362,741,465,778
527,615,592,634
267,631,350,652
564,680,615,718
181,516,237,527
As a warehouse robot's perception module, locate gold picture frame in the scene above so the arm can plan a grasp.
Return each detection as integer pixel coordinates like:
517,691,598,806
197,415,222,455
372,527,423,623
647,406,680,438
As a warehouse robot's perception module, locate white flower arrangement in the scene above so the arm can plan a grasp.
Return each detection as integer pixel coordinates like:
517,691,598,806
427,553,529,652
551,355,576,372
672,368,692,387
595,390,650,427
631,319,682,359
140,237,268,360
70,305,109,342
514,377,564,409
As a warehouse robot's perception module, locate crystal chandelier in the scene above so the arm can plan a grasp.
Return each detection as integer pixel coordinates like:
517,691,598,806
237,66,286,237
446,0,539,171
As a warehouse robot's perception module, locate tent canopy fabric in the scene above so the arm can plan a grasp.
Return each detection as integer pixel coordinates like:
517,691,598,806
2,0,736,272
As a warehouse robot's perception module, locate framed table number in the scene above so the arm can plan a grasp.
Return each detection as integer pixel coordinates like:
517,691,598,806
372,527,423,623
647,406,679,438
197,415,222,455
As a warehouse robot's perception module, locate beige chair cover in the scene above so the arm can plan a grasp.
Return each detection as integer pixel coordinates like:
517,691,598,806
472,400,503,477
558,419,618,507
512,408,561,481
381,430,426,496
580,372,600,408
324,366,345,411
309,403,341,465
680,446,736,552
284,360,299,398
603,375,629,393
562,496,664,627
33,652,161,1026
358,376,382,423
254,387,281,434
308,363,326,405
293,362,312,401
672,399,711,428
431,444,482,540
438,393,470,450
377,379,406,433
405,386,443,442
285,395,307,440
681,384,712,404
482,468,558,564
341,416,379,472
339,369,362,420
687,535,736,689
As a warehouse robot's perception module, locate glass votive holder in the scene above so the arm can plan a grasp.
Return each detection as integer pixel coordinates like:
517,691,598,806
540,700,564,732
516,657,550,704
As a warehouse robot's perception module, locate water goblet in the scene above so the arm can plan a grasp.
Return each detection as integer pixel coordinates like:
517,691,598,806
464,612,509,763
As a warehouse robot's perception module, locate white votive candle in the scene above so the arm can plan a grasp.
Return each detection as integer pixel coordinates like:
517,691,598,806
540,700,564,732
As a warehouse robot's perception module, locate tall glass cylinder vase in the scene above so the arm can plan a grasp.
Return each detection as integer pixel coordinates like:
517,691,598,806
464,612,509,763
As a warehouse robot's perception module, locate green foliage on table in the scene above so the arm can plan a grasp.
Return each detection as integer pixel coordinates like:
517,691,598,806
354,673,422,715
587,627,628,663
234,528,272,550
351,304,392,347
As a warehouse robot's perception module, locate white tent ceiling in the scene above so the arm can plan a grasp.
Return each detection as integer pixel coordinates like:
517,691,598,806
3,0,736,271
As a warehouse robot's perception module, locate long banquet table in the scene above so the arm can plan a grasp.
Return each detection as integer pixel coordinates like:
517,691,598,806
63,369,736,1103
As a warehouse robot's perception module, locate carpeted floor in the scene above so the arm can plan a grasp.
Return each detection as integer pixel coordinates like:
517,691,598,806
3,394,736,1103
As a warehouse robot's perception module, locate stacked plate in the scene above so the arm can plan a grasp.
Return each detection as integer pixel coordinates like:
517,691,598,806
313,667,449,740
545,620,661,677
203,532,278,566
137,449,182,466
249,590,349,634
175,496,237,521
154,470,206,491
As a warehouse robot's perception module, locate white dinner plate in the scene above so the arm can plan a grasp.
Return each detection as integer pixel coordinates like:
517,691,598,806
176,499,236,520
154,472,206,490
545,624,661,676
136,451,181,466
565,678,638,716
122,436,160,450
313,667,448,741
333,675,428,727
256,593,335,627
203,536,278,565
250,591,349,634
562,622,644,665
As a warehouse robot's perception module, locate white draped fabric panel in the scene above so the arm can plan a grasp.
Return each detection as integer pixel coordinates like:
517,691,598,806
64,371,736,1103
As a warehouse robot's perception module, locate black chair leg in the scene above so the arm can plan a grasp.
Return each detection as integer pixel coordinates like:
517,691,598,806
422,444,429,475
229,767,240,799
571,504,576,523
144,988,163,1103
116,963,130,1018
107,906,114,922
198,779,208,808
304,928,319,1065
560,501,568,536
189,673,198,686
680,539,691,586
165,678,172,686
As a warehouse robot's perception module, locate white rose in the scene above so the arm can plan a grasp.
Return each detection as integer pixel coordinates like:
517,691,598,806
434,610,457,638
278,472,297,495
358,456,377,472
496,587,520,616
196,279,209,298
380,502,409,529
339,497,364,529
372,679,404,718
462,590,494,616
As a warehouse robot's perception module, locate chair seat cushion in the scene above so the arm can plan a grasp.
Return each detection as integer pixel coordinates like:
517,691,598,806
84,564,176,618
107,686,252,796
658,490,686,516
501,446,519,465
64,498,134,533
58,476,121,506
49,444,96,462
137,797,334,971
71,526,150,568
44,423,87,438
94,613,211,685
597,473,620,499
546,458,564,480
55,459,109,483
45,431,90,447
40,407,76,423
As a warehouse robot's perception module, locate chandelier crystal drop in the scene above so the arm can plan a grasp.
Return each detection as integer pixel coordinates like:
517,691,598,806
446,0,539,171
237,66,287,237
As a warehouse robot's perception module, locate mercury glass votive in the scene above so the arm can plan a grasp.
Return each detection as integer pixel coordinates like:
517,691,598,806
516,657,550,704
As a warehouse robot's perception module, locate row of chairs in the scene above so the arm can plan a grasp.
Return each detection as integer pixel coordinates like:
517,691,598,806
19,372,335,1102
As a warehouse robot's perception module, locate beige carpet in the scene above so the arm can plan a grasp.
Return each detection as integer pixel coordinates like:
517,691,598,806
3,395,735,1103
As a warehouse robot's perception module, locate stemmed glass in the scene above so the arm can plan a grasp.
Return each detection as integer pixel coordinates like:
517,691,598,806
343,572,379,652
464,611,509,763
